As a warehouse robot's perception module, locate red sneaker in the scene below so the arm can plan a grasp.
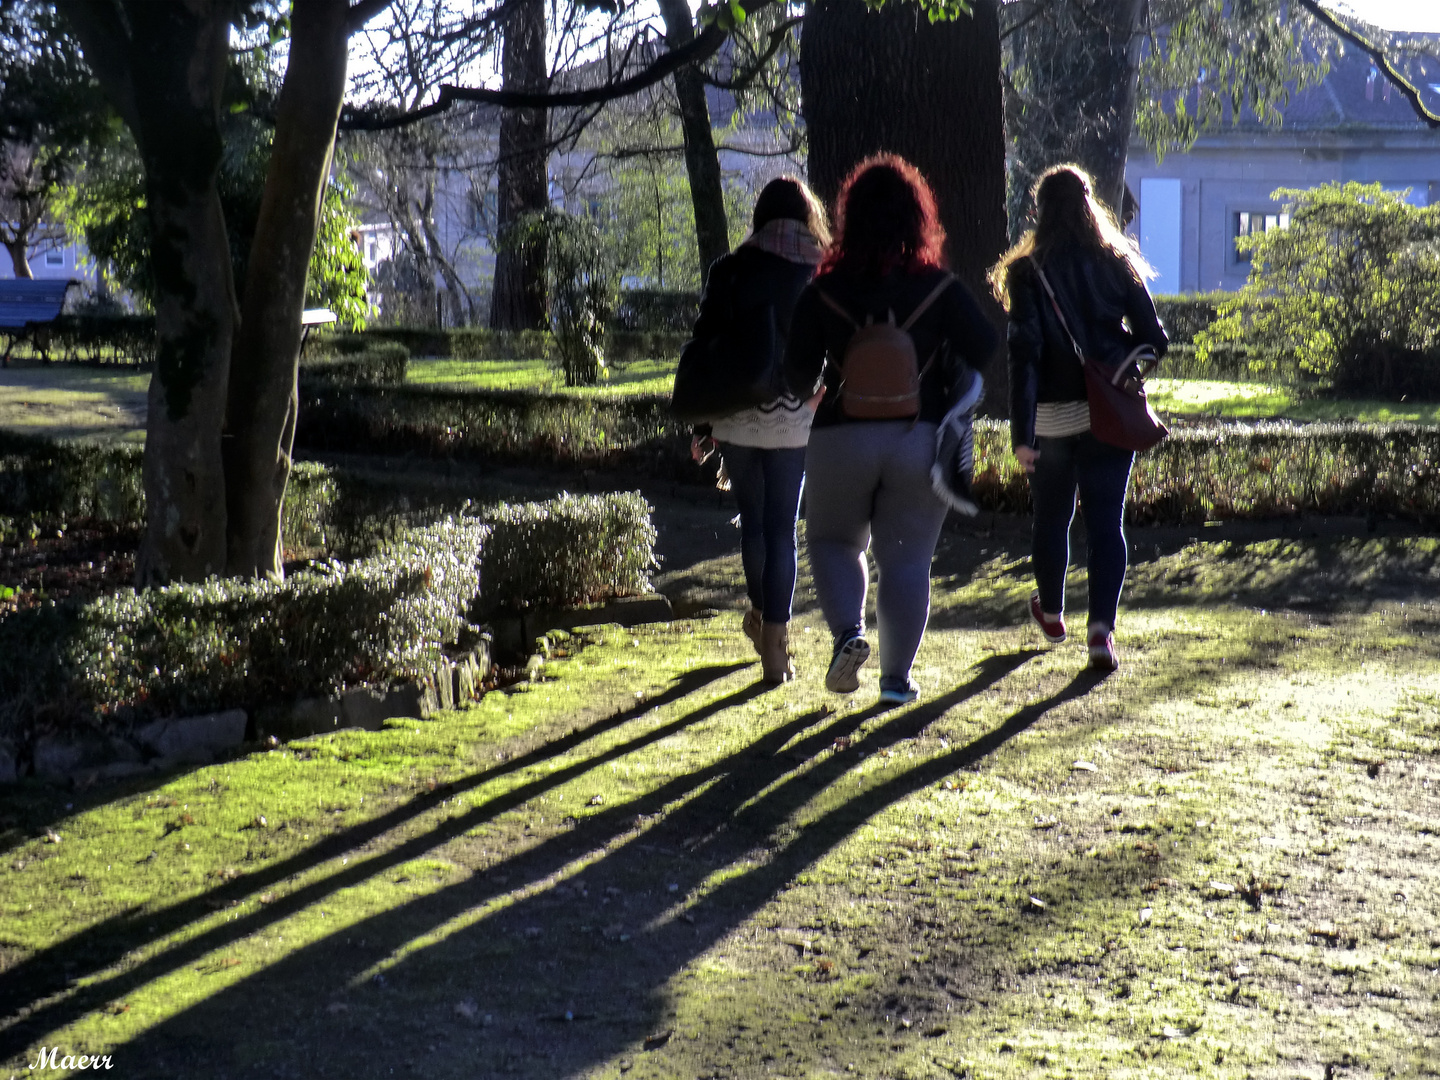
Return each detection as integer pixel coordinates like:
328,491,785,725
1088,624,1119,671
1029,592,1066,644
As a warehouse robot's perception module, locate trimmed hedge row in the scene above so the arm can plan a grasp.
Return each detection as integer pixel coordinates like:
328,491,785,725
306,327,688,366
299,343,409,388
1153,293,1226,346
5,314,157,366
970,419,1440,523
0,517,487,735
295,385,1440,523
611,289,700,332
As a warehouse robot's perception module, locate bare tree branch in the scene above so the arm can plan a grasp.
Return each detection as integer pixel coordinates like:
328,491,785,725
702,15,801,92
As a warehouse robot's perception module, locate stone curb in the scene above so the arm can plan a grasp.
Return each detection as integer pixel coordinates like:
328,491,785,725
1,638,493,788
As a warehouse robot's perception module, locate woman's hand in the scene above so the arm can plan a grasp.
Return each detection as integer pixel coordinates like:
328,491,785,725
1014,444,1040,473
804,390,824,412
691,434,717,464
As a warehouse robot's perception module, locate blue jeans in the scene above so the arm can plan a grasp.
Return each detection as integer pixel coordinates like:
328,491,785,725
718,443,807,624
1028,432,1135,631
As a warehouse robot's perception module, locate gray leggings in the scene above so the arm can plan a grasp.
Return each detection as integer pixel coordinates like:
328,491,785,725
804,421,947,681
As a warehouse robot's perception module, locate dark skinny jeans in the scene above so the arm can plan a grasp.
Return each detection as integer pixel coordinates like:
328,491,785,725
718,443,807,624
1028,432,1134,631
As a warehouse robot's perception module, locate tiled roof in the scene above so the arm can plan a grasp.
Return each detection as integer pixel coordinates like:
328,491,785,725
1241,34,1440,130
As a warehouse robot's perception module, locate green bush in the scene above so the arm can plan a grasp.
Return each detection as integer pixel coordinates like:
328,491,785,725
1158,343,1287,383
970,418,1440,523
0,517,487,738
1153,293,1227,346
611,289,699,332
478,491,657,614
1199,182,1440,398
298,342,409,387
0,432,337,552
17,314,157,366
304,327,686,367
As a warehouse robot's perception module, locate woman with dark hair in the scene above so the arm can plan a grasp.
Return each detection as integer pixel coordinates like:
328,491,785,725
692,176,830,683
785,155,996,704
990,163,1168,671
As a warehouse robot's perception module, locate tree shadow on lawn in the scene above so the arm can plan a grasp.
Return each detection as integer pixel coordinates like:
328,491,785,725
0,662,750,1036
9,649,1123,1078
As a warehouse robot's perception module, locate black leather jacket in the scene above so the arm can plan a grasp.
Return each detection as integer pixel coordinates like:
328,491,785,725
693,245,816,362
785,267,998,428
1006,243,1168,448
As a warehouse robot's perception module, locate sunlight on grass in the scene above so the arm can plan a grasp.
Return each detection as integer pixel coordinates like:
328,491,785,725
407,357,675,397
1152,377,1440,424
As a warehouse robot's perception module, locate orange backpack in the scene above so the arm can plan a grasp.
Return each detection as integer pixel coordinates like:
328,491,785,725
815,274,954,419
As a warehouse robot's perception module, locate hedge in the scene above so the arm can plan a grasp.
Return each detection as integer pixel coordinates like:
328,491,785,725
4,314,157,366
305,327,687,366
611,289,699,332
969,419,1440,524
298,342,409,387
1153,293,1226,346
0,517,487,737
479,491,657,614
0,432,337,552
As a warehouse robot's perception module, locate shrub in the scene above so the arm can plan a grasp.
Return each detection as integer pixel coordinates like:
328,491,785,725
1199,183,1440,398
298,343,409,387
970,418,1440,524
0,517,487,739
1158,343,1286,383
0,433,337,552
611,289,699,332
478,491,657,614
1152,293,1227,346
19,314,157,366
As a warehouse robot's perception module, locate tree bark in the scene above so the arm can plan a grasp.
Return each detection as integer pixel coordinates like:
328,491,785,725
1008,0,1144,218
59,0,235,583
488,0,548,330
802,0,1007,389
223,0,349,579
4,240,32,278
657,0,730,282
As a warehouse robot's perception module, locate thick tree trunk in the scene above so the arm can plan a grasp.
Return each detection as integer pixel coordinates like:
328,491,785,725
222,0,349,579
657,0,730,281
4,240,32,279
1009,0,1145,217
488,0,548,330
60,0,236,583
802,0,1007,389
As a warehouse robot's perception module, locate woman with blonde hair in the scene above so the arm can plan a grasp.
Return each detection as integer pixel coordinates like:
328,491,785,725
990,164,1167,671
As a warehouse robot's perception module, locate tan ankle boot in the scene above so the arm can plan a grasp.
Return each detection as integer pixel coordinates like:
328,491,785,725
741,608,764,656
760,622,795,684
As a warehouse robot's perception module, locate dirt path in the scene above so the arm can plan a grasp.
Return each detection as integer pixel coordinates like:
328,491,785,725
2,519,1438,1078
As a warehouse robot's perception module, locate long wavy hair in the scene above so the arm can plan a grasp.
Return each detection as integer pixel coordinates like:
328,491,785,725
752,176,831,246
989,164,1154,310
818,154,947,277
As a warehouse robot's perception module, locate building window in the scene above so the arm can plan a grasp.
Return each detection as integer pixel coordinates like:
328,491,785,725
1234,211,1289,262
44,249,65,266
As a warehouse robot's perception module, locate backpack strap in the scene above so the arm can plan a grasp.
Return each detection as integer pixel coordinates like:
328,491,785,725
899,273,955,331
814,288,859,329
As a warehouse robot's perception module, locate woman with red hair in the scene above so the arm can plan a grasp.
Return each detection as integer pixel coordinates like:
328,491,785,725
785,155,997,704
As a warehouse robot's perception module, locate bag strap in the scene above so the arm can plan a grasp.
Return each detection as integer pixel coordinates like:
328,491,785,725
900,273,955,331
1027,256,1086,367
815,288,859,329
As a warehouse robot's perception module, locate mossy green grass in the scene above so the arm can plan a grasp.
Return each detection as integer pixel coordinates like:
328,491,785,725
3,531,1438,1077
1150,377,1440,425
406,357,675,397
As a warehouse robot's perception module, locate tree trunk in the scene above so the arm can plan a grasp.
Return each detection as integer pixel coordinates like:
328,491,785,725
657,0,730,282
488,0,548,330
223,0,349,579
802,0,1007,388
4,239,32,279
60,0,236,583
1008,0,1145,218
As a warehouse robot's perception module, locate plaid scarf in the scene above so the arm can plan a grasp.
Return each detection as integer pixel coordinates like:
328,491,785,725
743,218,824,267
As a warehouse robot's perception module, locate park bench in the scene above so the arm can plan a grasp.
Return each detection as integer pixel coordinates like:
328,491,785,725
0,278,77,367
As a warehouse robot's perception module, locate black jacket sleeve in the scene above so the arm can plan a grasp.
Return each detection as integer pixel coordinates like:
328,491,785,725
783,284,827,399
1006,263,1043,449
1123,270,1169,357
940,277,999,374
691,255,734,344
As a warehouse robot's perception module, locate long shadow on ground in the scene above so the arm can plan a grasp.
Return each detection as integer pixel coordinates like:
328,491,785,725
5,650,1119,1079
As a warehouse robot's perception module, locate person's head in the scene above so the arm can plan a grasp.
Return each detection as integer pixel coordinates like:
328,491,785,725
819,154,946,276
989,163,1152,309
752,176,831,245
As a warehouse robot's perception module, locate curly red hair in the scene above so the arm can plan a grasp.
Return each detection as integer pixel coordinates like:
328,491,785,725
818,154,947,276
